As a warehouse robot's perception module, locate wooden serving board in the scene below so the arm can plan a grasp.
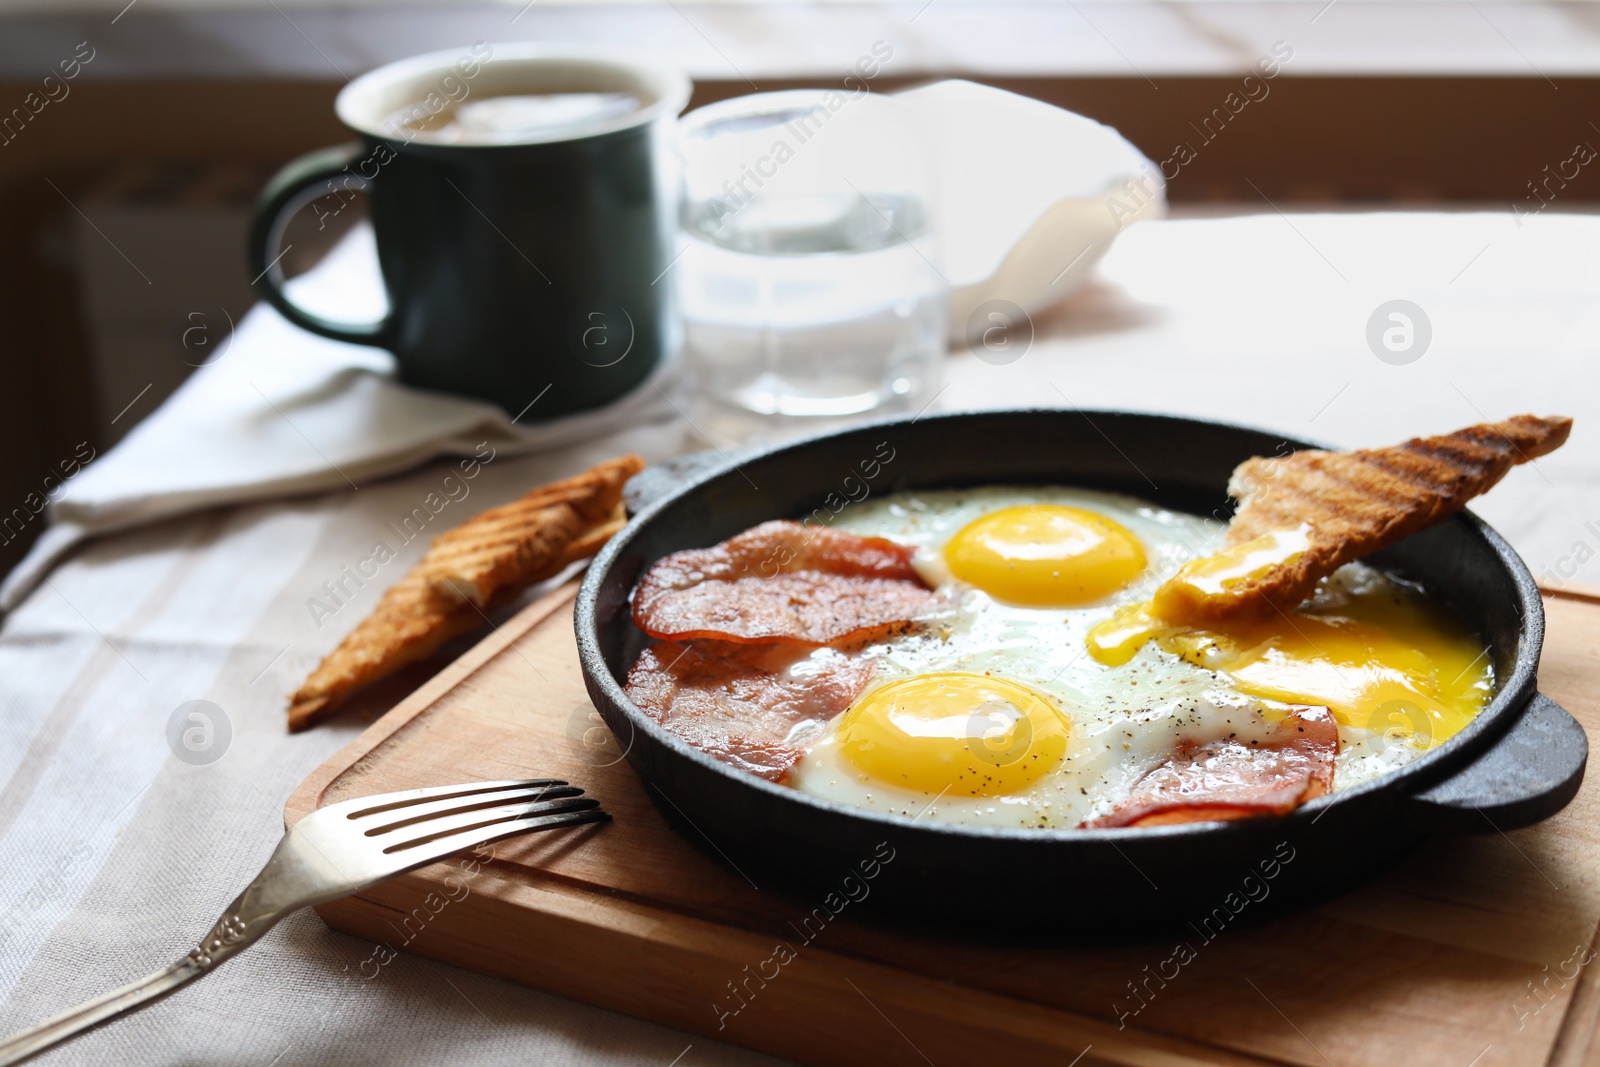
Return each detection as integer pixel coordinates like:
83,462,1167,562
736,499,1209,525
287,583,1600,1067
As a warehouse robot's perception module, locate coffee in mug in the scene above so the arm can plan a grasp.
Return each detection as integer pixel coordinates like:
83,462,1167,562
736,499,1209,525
388,92,643,145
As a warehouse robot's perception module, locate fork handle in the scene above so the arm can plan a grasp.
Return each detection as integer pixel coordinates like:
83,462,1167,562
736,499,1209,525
0,957,207,1066
0,898,276,1066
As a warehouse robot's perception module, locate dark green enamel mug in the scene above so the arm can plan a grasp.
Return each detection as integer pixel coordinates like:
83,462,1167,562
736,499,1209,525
247,44,691,418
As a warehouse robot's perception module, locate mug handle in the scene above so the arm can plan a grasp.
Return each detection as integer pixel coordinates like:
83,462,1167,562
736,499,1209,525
246,142,390,347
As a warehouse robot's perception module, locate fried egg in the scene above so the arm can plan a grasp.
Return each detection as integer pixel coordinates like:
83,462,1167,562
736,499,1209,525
784,486,1494,829
942,504,1148,606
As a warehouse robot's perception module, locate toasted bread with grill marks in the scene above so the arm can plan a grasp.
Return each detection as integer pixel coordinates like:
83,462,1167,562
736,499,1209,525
1176,415,1571,622
286,458,641,732
551,503,627,568
286,570,485,732
421,455,643,606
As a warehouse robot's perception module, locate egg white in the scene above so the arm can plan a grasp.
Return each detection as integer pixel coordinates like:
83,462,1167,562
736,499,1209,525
784,486,1418,829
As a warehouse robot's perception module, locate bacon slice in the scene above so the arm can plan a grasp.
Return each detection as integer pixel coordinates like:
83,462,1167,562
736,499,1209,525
631,520,936,646
1081,707,1338,829
625,640,876,781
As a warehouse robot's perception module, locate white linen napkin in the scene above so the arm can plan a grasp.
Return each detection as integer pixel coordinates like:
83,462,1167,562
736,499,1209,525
0,227,686,612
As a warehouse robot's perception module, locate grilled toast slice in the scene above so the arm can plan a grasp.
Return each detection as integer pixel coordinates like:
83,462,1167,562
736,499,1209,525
286,570,484,732
1154,415,1571,623
286,457,641,731
421,454,642,606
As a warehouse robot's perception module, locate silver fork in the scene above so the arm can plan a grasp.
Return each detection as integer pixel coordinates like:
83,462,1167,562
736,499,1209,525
0,779,606,1066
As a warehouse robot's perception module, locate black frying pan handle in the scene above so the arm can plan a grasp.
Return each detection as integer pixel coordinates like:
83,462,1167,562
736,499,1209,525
1405,693,1587,834
623,449,749,517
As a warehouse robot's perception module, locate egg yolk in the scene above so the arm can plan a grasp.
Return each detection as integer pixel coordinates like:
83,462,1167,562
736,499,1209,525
834,673,1072,796
1149,525,1312,624
943,505,1147,607
1087,574,1492,748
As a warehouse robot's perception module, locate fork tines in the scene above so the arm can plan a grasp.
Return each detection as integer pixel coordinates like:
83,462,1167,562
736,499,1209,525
322,778,609,864
343,778,570,819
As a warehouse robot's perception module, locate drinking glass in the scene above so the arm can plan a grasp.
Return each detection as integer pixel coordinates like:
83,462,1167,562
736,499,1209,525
676,90,948,442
